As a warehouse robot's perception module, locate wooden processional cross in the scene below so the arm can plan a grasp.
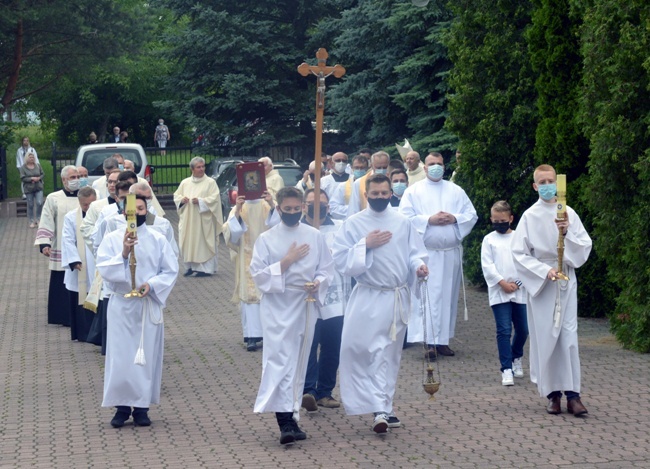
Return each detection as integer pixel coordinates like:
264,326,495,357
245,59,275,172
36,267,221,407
297,48,345,228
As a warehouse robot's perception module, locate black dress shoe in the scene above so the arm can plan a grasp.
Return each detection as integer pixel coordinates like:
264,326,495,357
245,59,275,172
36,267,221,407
132,408,151,426
183,269,194,277
547,396,562,414
246,338,257,352
567,398,588,416
425,346,437,361
436,345,455,356
110,407,131,428
194,272,212,277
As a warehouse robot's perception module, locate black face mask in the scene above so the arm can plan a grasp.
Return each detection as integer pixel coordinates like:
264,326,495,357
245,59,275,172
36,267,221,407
136,214,147,227
367,197,390,212
493,221,510,234
307,203,328,220
279,210,302,226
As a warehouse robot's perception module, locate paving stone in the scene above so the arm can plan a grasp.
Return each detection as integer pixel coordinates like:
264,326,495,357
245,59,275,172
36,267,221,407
0,214,649,468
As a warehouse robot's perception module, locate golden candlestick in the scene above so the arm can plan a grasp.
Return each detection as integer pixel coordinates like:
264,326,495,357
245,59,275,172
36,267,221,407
553,175,569,282
124,194,142,298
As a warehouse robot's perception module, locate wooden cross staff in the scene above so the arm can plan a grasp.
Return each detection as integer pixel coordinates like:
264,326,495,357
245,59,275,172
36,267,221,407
297,48,345,228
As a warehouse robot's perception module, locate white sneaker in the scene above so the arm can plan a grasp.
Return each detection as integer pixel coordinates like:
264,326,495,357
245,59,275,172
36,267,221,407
502,369,514,386
372,413,388,433
512,358,524,378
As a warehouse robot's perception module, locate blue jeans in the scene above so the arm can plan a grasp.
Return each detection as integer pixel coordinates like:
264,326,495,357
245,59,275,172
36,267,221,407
547,390,580,400
26,191,43,222
303,316,343,400
491,301,528,371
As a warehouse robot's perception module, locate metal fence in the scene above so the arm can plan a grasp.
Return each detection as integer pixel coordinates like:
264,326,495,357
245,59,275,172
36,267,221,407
49,143,314,194
50,143,233,194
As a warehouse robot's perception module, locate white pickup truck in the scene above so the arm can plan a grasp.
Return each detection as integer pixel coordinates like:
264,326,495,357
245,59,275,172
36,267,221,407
75,143,154,186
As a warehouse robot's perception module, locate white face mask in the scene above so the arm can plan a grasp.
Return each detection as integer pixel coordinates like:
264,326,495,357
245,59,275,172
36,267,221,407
334,161,347,173
427,164,444,180
67,179,80,191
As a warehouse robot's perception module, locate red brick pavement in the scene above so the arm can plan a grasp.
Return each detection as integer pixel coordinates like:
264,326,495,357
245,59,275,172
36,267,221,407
0,214,648,468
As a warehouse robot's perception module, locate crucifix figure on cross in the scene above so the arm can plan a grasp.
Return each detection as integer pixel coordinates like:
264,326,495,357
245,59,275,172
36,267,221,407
297,48,346,228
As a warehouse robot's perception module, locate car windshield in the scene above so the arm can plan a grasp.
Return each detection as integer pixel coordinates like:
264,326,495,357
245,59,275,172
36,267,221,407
278,167,302,186
82,149,143,176
217,165,236,187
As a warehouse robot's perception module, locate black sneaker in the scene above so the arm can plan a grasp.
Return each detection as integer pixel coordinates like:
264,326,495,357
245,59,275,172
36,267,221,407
279,425,296,445
183,269,194,277
387,415,401,428
110,408,131,428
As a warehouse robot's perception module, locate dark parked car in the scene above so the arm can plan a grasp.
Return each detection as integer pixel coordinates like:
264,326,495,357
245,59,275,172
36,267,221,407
205,157,257,180
213,160,302,220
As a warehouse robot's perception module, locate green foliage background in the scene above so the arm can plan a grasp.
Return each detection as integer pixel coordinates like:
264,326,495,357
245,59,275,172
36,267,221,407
578,0,650,351
2,0,649,350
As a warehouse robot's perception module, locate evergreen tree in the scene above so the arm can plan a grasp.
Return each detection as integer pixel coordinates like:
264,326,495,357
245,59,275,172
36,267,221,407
159,0,333,153
0,0,145,114
316,0,411,151
444,0,538,283
527,0,614,318
390,1,456,155
578,0,650,351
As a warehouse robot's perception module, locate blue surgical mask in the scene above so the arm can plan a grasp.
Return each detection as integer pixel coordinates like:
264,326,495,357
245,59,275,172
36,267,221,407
392,182,407,197
353,169,366,179
118,164,125,171
374,168,387,175
79,177,88,188
116,200,125,213
427,164,444,180
538,183,557,201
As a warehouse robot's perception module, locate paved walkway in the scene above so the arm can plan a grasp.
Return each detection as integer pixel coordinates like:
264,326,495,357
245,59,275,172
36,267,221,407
0,214,648,468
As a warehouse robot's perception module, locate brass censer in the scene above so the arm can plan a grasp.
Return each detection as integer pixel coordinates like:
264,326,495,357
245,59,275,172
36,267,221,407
419,277,442,400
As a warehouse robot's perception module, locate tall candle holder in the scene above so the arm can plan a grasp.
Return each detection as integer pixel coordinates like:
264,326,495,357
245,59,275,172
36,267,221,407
124,194,142,299
554,174,569,282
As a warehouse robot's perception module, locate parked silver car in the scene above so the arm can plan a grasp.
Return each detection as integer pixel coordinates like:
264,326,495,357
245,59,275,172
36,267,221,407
213,160,302,220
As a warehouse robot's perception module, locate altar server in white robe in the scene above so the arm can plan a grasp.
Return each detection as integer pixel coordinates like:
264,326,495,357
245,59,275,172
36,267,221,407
332,174,429,433
97,182,178,258
300,188,350,413
35,165,80,326
399,152,477,358
319,152,351,199
173,157,223,277
61,186,97,342
250,187,334,446
80,169,121,254
329,155,369,220
346,151,390,217
223,191,276,352
511,164,592,416
97,195,178,428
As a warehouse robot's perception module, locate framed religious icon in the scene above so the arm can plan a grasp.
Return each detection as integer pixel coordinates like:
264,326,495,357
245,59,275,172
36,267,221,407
236,162,267,200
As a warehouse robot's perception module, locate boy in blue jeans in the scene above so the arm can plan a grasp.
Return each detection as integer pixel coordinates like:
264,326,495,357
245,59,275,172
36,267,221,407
481,201,529,386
